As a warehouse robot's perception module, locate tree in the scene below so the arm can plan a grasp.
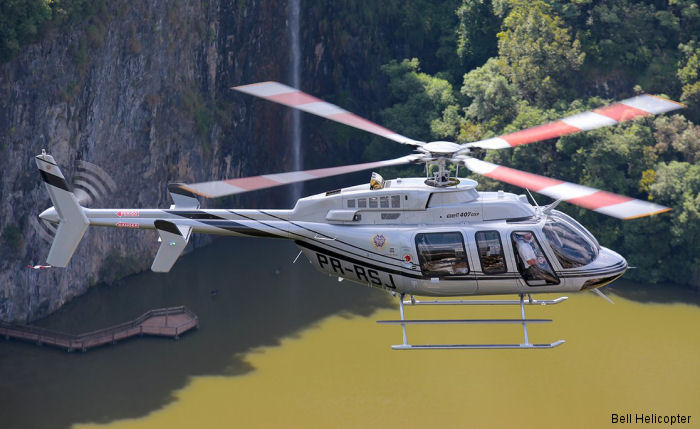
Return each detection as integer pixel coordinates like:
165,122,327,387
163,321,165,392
677,42,700,121
496,0,584,105
379,58,457,142
456,0,500,70
0,0,52,61
461,57,517,127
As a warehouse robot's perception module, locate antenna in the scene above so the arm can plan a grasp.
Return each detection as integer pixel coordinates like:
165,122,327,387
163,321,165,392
525,188,540,208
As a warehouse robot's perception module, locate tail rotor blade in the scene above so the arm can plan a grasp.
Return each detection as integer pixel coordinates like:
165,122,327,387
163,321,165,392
72,160,117,207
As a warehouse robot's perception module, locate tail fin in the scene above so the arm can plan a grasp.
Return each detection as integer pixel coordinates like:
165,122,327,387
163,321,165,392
35,150,89,267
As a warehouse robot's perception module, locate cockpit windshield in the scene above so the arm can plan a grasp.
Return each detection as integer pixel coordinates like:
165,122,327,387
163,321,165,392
543,214,598,268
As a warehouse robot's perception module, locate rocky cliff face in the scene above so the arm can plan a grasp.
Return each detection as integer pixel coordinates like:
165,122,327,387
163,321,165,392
0,0,294,322
0,0,418,322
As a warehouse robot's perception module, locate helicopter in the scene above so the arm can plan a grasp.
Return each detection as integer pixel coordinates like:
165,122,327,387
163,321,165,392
35,81,683,349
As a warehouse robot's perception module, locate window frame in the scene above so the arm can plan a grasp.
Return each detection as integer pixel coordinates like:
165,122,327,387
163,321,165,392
475,230,507,275
414,231,471,278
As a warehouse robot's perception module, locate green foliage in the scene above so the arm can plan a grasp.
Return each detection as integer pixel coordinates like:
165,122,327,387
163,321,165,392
653,115,700,163
496,0,584,105
182,87,213,138
678,42,700,119
379,58,457,142
456,0,500,70
0,0,52,62
461,57,516,126
1,225,24,252
378,0,699,287
0,0,107,63
99,250,143,285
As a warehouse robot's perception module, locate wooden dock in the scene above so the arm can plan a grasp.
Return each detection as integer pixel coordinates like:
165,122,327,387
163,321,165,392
0,306,198,352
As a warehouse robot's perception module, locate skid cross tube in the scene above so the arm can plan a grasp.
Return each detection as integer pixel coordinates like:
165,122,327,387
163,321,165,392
402,296,568,306
381,293,566,350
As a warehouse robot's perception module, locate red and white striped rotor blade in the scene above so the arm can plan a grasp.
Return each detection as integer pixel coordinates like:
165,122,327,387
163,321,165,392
233,82,423,146
461,157,670,219
179,155,420,198
464,95,684,150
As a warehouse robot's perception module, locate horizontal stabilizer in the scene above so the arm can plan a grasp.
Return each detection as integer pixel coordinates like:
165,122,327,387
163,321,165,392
151,220,189,273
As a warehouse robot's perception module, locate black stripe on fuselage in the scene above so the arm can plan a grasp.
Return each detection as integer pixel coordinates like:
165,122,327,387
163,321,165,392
233,210,421,272
295,240,424,280
39,170,70,192
199,220,278,238
165,210,224,220
260,210,412,267
166,210,278,238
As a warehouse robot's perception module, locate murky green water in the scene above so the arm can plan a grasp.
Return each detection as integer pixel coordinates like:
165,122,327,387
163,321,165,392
1,238,698,429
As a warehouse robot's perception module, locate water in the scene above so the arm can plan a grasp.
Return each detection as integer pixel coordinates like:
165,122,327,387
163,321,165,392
1,238,698,428
0,238,392,429
287,0,302,201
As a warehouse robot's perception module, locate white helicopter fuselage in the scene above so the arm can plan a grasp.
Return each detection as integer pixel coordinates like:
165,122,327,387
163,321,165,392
43,176,627,296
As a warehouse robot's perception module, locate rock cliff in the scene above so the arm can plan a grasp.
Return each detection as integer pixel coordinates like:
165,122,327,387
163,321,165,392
0,0,295,322
0,0,418,322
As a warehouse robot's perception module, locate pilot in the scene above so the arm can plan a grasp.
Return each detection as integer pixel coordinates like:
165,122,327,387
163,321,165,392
516,232,537,269
515,232,557,283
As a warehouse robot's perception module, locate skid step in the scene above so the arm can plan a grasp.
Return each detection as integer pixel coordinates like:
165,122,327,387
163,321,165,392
392,340,565,350
377,318,552,325
403,296,568,306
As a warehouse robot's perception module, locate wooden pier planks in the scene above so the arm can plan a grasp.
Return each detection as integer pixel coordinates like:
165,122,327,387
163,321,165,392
0,306,198,352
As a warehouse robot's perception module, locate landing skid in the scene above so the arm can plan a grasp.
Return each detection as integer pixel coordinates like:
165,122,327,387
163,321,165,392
378,293,566,350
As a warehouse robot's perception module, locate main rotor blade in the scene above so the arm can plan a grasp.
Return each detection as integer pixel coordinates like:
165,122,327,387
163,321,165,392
233,82,423,146
460,157,670,219
178,155,420,198
463,95,683,150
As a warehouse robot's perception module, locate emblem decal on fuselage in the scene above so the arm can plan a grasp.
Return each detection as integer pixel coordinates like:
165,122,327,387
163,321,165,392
371,233,387,250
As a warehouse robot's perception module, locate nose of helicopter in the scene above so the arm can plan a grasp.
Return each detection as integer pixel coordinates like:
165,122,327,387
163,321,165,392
580,247,628,290
39,206,59,224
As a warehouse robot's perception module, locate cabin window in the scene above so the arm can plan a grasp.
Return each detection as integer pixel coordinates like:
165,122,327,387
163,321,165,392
391,195,401,208
475,231,506,274
543,215,598,268
357,198,367,208
511,231,559,286
369,197,378,208
380,196,389,208
347,199,356,208
415,232,470,278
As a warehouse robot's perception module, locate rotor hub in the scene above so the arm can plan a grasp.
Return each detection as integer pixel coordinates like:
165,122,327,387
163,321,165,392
422,141,462,156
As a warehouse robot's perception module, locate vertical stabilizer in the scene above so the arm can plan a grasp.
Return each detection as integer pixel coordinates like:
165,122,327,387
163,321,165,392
35,150,89,267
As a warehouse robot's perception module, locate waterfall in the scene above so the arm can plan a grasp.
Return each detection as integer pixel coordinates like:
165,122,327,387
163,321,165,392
288,0,302,201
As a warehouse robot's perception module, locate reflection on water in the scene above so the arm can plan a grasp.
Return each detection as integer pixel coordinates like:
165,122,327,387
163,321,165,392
609,279,700,306
1,237,699,429
0,238,392,429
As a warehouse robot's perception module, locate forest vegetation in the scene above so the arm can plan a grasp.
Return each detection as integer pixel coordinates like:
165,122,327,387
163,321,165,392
362,0,700,288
